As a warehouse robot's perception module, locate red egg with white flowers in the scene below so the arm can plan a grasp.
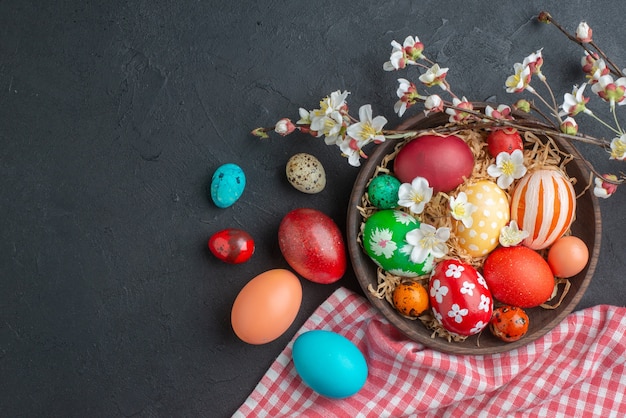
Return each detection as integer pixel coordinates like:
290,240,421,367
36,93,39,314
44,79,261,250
428,260,493,336
393,134,474,193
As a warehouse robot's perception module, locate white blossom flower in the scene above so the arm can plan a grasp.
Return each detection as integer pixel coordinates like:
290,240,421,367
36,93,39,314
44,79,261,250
418,64,449,90
338,137,364,167
368,227,397,259
430,279,449,304
446,97,474,123
591,75,626,108
487,149,527,189
576,21,593,43
449,192,477,228
610,135,626,160
394,78,419,117
559,84,591,117
505,62,533,93
383,36,424,71
424,94,444,116
448,304,469,324
397,177,433,214
346,104,388,146
499,220,530,247
522,49,545,80
405,223,450,264
296,108,311,125
485,104,513,120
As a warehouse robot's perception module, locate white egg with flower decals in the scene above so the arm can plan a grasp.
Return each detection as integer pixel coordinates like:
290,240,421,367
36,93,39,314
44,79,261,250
428,259,493,336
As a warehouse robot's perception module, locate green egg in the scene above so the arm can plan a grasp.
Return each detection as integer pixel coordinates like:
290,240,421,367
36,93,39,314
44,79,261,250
367,174,401,209
362,210,434,277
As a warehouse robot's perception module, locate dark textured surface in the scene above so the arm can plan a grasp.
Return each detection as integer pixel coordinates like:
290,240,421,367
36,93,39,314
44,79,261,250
1,1,624,417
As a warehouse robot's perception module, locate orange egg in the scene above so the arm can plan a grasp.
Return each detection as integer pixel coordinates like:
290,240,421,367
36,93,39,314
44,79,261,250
510,169,576,250
392,282,429,317
231,269,302,344
547,236,589,278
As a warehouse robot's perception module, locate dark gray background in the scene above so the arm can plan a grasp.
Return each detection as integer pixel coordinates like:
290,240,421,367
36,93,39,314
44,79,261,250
1,1,624,417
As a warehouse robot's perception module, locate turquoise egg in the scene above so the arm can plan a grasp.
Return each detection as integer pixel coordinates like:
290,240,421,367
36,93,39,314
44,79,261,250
367,174,401,209
210,163,246,208
362,209,434,277
292,330,367,399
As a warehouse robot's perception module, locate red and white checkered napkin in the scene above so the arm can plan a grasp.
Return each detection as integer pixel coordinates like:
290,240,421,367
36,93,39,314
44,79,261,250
233,287,626,417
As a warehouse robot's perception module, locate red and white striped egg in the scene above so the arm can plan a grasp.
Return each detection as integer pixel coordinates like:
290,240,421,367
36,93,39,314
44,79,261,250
510,168,576,250
428,260,493,336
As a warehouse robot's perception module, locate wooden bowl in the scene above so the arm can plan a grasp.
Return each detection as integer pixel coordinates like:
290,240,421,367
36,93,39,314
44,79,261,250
346,107,602,354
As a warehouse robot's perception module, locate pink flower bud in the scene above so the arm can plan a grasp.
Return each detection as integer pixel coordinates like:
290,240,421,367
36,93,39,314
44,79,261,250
274,118,296,136
576,22,593,43
560,117,578,135
594,174,619,198
513,99,531,113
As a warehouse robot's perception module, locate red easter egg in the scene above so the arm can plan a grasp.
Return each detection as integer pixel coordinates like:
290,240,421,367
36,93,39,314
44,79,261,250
482,246,555,308
510,168,576,250
393,134,474,193
428,260,493,336
487,128,523,157
209,228,255,264
278,208,346,284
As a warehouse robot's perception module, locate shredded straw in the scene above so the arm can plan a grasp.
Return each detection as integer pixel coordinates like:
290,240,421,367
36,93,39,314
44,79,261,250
359,126,576,342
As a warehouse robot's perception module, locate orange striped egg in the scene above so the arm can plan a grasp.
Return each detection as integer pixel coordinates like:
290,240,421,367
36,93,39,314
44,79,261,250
510,168,576,250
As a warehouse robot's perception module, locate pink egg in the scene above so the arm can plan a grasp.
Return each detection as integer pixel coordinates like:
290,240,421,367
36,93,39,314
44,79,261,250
393,134,474,193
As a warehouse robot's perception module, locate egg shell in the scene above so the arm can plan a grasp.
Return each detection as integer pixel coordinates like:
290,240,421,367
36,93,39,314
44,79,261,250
231,269,302,344
278,208,346,284
367,174,401,209
510,168,576,250
393,134,474,193
210,163,246,208
482,246,555,308
547,236,589,278
286,153,326,194
208,228,255,264
428,260,493,336
362,209,434,277
292,330,368,399
455,180,510,257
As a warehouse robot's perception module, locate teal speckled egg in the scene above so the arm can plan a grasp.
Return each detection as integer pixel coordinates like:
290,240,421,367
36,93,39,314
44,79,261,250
210,163,246,208
362,210,434,277
367,174,401,209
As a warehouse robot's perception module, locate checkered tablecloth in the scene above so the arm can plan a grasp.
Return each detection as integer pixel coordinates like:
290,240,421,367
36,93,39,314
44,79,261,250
233,287,626,417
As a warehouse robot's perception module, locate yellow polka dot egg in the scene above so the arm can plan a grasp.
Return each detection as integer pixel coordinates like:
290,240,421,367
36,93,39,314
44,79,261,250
455,180,510,257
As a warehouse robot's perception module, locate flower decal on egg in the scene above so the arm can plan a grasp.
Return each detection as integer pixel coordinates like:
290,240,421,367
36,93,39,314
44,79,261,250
369,228,397,259
430,279,449,304
460,281,475,296
448,304,469,324
445,263,465,279
478,294,492,312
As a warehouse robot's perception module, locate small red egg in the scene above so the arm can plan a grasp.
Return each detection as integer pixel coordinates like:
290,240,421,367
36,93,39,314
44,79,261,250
486,128,523,157
209,228,255,264
393,134,474,193
547,236,589,278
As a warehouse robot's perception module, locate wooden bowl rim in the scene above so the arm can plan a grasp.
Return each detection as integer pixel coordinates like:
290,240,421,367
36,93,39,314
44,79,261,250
346,104,602,354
